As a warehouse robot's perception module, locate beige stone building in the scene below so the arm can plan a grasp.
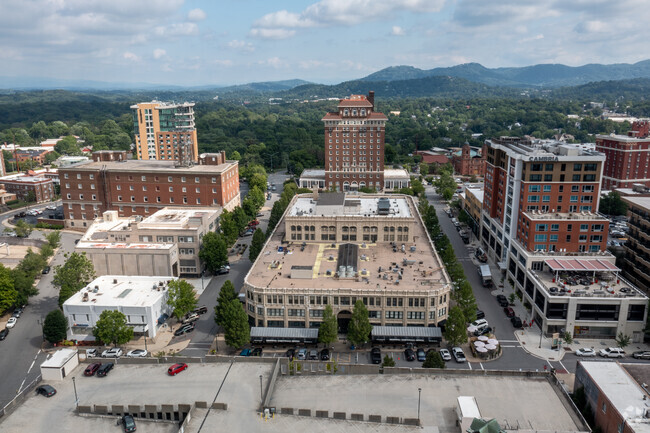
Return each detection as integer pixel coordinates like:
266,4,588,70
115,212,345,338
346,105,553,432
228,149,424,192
243,192,452,330
75,207,221,277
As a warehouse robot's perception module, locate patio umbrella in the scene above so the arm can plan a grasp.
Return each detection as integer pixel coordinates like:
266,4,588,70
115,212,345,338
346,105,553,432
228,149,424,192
485,344,498,350
487,339,499,345
476,347,488,353
477,335,489,342
474,341,485,347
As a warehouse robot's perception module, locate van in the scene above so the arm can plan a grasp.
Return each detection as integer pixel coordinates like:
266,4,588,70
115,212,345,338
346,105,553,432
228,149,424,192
451,218,460,229
475,247,487,263
478,265,492,287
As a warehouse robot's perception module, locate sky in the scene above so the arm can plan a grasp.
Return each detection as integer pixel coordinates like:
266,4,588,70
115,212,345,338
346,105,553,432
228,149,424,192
0,0,649,87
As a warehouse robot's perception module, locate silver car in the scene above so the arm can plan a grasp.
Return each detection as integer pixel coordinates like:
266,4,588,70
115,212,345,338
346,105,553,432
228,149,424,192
439,348,452,361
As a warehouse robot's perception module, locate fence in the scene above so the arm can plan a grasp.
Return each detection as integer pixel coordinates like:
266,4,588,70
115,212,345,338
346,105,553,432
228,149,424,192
0,374,42,420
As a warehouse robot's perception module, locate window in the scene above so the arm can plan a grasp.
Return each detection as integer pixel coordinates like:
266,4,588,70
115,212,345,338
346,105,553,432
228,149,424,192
534,234,547,243
535,224,547,231
580,224,588,231
551,224,559,232
543,185,552,192
528,195,539,203
168,176,173,182
529,185,541,192
572,174,581,181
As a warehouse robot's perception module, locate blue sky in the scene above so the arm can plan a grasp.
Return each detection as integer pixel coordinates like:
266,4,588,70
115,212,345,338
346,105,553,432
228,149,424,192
0,0,648,86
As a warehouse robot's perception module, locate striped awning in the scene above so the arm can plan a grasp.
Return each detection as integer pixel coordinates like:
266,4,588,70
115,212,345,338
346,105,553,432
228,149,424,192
544,258,619,272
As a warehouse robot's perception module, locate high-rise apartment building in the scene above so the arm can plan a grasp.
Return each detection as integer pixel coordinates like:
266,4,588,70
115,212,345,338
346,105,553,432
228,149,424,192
131,101,198,161
322,91,387,191
621,196,650,294
596,120,650,190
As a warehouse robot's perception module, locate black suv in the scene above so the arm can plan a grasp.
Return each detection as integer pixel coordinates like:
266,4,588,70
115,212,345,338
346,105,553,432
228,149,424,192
0,328,8,340
496,294,509,307
174,323,195,336
404,348,416,362
96,362,114,377
320,348,330,360
511,316,523,328
370,347,382,364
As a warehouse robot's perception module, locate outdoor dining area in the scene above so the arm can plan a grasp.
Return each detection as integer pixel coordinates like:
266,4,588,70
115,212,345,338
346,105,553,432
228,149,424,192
470,336,501,360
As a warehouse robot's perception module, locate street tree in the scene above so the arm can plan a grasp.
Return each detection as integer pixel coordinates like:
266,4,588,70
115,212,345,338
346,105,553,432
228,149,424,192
232,206,250,232
454,280,478,323
248,186,265,211
214,280,237,327
318,305,338,346
167,279,198,322
219,210,239,245
0,264,17,313
43,309,68,343
599,191,628,216
53,252,95,307
222,299,250,348
444,306,468,346
422,350,446,369
11,268,37,306
616,333,631,349
18,248,47,278
199,232,228,273
348,300,372,346
45,231,61,249
248,228,265,262
249,173,267,192
382,355,395,367
93,310,134,346
13,220,33,238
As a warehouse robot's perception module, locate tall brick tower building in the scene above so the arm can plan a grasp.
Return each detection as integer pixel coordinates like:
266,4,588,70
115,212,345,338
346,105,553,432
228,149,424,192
596,120,650,190
322,91,387,191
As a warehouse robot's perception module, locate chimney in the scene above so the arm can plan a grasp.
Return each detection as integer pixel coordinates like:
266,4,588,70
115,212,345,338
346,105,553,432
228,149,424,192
221,150,226,164
312,188,319,201
367,91,375,110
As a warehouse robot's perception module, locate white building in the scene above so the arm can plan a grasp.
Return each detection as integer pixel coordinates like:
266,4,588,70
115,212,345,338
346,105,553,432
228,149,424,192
40,348,79,381
62,275,176,340
298,168,411,191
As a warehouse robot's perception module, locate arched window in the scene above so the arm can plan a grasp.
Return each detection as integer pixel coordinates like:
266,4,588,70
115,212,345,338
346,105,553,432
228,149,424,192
344,109,349,116
291,225,296,231
321,226,328,232
361,109,366,116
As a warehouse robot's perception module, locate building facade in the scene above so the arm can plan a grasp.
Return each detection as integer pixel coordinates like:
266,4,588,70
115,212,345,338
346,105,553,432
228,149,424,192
481,137,646,339
322,92,387,191
131,101,198,162
243,192,452,330
621,196,650,294
60,151,238,230
596,121,650,190
1,174,54,203
452,144,485,177
460,184,484,239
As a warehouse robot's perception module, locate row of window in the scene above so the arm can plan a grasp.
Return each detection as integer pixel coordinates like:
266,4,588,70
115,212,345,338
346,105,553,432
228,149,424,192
534,223,604,232
261,309,444,320
63,173,222,184
253,294,447,308
529,174,597,182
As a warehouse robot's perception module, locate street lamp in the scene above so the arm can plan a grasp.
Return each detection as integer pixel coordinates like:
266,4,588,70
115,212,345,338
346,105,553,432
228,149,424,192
417,388,422,424
72,377,78,409
144,334,148,352
538,325,543,349
259,375,263,402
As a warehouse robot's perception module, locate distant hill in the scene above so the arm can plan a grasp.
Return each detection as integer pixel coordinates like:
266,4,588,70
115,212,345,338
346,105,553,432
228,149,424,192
213,79,312,95
361,60,650,88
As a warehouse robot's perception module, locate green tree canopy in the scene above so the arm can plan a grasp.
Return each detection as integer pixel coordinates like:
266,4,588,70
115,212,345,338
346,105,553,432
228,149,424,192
599,191,628,216
249,228,266,262
45,231,61,249
214,280,237,327
54,135,81,155
348,300,372,346
43,309,68,343
444,306,468,347
166,279,198,322
222,299,250,348
0,264,18,313
13,220,33,238
53,252,95,307
93,310,134,346
422,350,446,369
382,355,396,367
454,280,478,324
199,232,228,273
318,304,338,346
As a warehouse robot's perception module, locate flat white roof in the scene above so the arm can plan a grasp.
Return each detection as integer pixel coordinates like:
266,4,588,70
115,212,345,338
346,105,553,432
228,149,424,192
139,207,220,228
289,195,412,218
41,349,77,368
76,241,175,250
63,276,176,308
623,196,650,211
383,168,410,179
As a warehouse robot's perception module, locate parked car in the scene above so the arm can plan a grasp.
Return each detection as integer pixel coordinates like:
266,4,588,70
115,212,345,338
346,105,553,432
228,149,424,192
473,326,492,337
248,220,260,227
168,363,188,376
42,266,50,274
182,312,200,324
320,348,330,361
101,348,123,358
475,247,488,263
174,323,195,336
216,265,230,275
370,347,382,364
193,306,208,315
599,347,625,358
11,309,21,318
503,307,515,318
36,385,57,397
296,348,307,360
404,348,416,362
86,348,98,358
239,348,252,357
469,319,488,329
0,328,8,340
126,349,148,358
308,349,319,360
6,317,17,329
84,363,102,376
452,347,466,363
633,351,650,360
251,347,263,357
496,295,509,307
242,229,254,237
285,348,295,360
46,205,57,211
575,348,597,357
475,310,485,320
121,415,137,433
439,348,452,362
96,362,114,377
416,348,426,362
510,316,523,328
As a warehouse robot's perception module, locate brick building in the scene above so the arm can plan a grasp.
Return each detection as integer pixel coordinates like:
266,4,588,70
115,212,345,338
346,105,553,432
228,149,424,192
60,150,239,229
414,150,450,166
452,144,485,177
131,101,198,162
621,196,650,294
322,91,387,191
1,173,54,203
596,120,650,190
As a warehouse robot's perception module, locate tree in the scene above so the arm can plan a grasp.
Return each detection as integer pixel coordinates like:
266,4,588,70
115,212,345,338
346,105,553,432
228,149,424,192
444,306,468,346
54,135,81,156
0,264,17,313
231,150,241,160
599,191,628,216
454,280,478,324
318,305,338,346
166,279,198,322
13,220,33,238
422,350,446,369
43,309,68,343
249,228,266,262
248,186,265,211
347,300,372,346
616,332,631,349
25,191,37,202
18,248,46,277
53,252,95,307
214,280,237,327
221,299,250,348
382,355,396,367
45,231,61,249
11,268,37,306
232,206,250,232
219,210,239,246
93,310,134,346
249,172,268,192
199,232,229,273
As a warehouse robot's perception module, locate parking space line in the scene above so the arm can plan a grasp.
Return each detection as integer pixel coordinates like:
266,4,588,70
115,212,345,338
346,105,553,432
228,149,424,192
467,362,472,370
558,360,568,372
479,363,484,370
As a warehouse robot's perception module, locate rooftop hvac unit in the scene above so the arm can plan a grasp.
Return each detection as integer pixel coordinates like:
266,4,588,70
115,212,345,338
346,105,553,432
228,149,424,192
113,279,118,284
152,284,157,290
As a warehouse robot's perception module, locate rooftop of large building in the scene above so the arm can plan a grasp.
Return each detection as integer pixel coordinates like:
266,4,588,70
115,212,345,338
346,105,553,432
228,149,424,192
596,133,650,142
623,196,650,211
59,158,236,174
63,275,175,308
138,207,220,229
288,193,412,218
487,137,605,160
246,194,449,293
522,210,609,221
130,100,195,109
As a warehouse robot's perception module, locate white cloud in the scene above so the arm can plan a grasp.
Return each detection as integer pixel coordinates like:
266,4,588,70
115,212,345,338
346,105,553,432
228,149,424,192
251,0,444,38
153,48,166,59
123,51,140,61
391,26,405,36
227,40,254,53
258,57,286,69
249,28,296,40
187,8,206,22
155,22,199,37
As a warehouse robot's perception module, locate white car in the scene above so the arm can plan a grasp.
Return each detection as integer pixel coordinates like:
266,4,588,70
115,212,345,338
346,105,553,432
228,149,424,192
452,347,466,363
126,349,148,358
46,205,57,211
101,348,123,358
599,347,625,358
575,348,597,357
6,317,17,329
439,348,452,361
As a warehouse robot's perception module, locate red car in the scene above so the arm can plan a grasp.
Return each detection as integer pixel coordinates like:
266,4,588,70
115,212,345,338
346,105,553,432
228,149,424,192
503,307,515,318
84,363,102,376
248,220,260,227
168,363,188,376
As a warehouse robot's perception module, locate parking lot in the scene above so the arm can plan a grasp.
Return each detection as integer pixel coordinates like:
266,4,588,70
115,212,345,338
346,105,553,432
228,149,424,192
11,204,63,226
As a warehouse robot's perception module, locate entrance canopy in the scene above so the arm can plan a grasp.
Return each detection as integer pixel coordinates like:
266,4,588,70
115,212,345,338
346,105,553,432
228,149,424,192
250,327,318,344
371,326,442,343
545,258,619,272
